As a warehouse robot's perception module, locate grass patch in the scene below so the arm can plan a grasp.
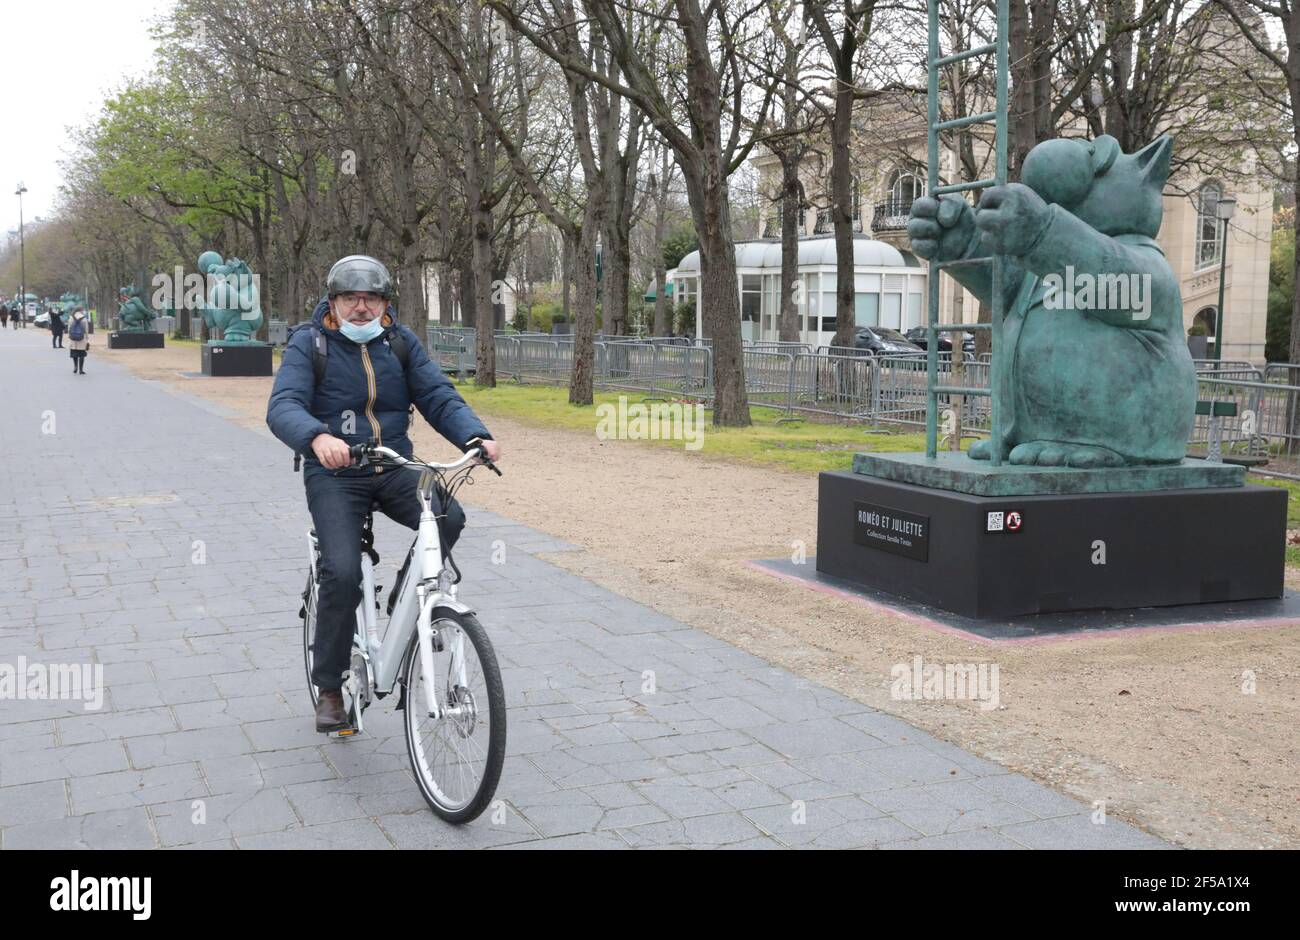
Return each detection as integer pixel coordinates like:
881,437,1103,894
453,380,954,473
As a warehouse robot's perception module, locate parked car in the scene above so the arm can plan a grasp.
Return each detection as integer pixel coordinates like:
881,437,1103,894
33,311,50,328
852,325,923,356
904,326,977,354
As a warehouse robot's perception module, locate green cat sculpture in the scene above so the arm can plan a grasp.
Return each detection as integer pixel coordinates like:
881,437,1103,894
907,135,1195,467
117,285,156,332
197,251,264,343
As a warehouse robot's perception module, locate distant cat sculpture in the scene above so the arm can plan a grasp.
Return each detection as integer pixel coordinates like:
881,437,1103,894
907,135,1195,467
117,285,155,332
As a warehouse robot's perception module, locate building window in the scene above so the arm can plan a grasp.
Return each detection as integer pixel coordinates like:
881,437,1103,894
1195,183,1223,271
874,169,925,233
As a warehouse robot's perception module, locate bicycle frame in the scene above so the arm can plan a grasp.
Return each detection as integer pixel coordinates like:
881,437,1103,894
309,450,482,732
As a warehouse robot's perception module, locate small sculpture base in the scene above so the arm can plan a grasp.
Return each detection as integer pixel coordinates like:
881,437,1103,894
108,331,165,350
202,342,272,377
853,451,1244,496
816,470,1285,619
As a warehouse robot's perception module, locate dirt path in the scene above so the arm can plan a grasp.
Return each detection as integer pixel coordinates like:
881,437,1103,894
101,339,1300,848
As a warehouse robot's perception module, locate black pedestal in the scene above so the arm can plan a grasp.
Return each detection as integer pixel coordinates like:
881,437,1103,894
201,343,272,377
816,471,1286,619
108,331,164,350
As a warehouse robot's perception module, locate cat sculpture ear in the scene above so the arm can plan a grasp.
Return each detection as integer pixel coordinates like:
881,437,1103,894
1088,135,1120,176
1134,136,1174,188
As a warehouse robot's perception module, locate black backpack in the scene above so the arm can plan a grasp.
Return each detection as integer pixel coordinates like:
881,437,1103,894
289,322,414,471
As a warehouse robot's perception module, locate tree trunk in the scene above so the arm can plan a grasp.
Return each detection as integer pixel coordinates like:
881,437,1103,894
561,233,572,323
687,162,749,426
830,38,856,348
491,257,509,331
472,200,495,386
458,260,475,328
779,151,801,343
438,259,456,326
569,213,601,404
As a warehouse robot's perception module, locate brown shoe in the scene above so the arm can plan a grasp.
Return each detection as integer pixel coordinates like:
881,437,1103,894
315,689,349,732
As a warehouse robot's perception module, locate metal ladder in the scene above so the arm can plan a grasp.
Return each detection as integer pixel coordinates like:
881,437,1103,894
923,0,1009,464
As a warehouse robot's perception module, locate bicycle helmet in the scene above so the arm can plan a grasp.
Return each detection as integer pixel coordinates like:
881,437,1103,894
327,255,393,299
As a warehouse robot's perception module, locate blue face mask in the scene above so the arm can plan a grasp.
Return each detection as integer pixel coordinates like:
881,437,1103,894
338,316,385,344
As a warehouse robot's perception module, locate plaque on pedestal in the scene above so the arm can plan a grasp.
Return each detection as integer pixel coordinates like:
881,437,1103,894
108,331,165,350
201,342,272,376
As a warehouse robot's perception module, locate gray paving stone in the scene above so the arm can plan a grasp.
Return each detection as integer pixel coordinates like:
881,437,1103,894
854,744,976,787
379,809,541,849
634,780,735,819
0,779,68,826
883,830,1029,849
498,830,626,849
999,814,1172,850
973,773,1094,819
57,706,179,745
2,806,157,849
150,789,299,846
236,818,394,849
1,739,130,786
618,812,767,847
69,763,207,815
746,718,889,760
126,727,253,769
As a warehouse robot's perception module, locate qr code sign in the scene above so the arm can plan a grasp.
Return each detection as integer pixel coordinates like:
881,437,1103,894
986,511,1004,532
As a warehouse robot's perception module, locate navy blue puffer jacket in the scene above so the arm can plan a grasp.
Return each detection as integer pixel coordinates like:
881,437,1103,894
266,299,491,477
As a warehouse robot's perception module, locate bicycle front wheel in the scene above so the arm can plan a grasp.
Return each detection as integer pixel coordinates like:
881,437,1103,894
401,609,506,824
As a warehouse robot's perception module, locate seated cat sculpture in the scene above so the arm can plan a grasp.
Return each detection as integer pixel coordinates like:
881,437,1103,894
906,135,1195,467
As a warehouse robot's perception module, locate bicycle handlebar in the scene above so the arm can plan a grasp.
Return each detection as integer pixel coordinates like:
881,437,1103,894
348,443,502,476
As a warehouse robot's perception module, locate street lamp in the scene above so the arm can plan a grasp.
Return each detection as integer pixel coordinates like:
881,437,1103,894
1212,194,1236,362
14,182,26,326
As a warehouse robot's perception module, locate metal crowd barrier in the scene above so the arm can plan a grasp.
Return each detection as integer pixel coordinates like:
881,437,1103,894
1193,375,1300,477
460,334,1300,476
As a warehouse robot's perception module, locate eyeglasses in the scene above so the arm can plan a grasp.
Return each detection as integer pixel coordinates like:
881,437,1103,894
334,293,386,310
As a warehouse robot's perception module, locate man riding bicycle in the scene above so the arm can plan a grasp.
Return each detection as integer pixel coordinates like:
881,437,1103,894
267,255,501,733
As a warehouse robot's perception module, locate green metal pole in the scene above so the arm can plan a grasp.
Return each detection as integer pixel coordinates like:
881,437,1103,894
1213,216,1228,362
989,0,1009,467
925,0,940,461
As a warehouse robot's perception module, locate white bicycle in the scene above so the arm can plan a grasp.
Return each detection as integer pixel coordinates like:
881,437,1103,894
299,443,506,824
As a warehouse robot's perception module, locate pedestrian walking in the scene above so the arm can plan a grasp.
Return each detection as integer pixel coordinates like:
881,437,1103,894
49,307,65,348
67,308,89,374
0,304,9,329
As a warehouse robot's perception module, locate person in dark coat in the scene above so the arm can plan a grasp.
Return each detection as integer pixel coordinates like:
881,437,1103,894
49,307,65,348
266,255,502,733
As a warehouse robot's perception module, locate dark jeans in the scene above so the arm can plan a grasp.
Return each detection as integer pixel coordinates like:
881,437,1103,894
305,467,466,690
52,332,63,348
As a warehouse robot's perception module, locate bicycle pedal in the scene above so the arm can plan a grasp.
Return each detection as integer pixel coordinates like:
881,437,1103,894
327,726,360,738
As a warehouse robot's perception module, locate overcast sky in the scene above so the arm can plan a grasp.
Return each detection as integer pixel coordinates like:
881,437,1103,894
0,0,169,233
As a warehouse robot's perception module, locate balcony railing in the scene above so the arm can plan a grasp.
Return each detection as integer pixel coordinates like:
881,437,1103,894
872,197,916,232
813,209,863,235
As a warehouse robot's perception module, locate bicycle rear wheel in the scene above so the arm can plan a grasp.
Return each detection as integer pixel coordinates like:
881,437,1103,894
401,609,506,824
301,570,319,708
